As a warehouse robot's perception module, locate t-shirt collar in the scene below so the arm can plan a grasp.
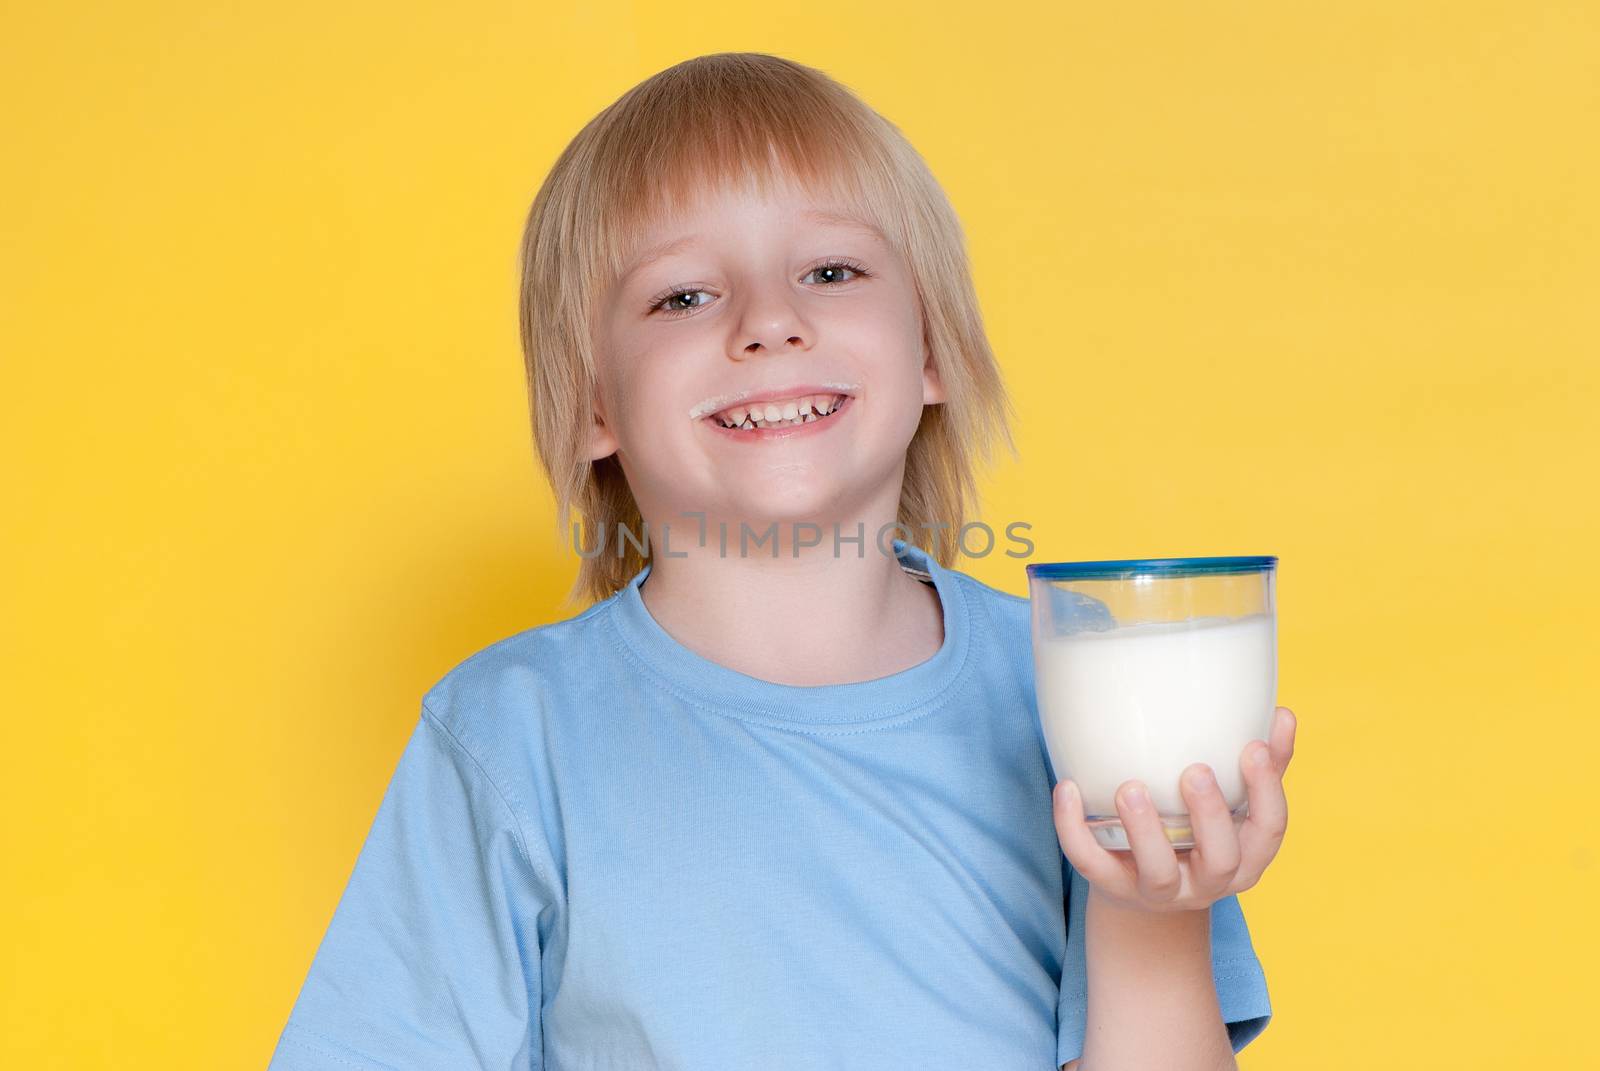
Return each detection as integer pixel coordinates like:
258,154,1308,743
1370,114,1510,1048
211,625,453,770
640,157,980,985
603,538,970,727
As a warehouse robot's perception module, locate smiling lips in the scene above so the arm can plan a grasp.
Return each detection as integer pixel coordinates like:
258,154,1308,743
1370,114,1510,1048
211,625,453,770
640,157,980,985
702,393,854,440
709,393,846,430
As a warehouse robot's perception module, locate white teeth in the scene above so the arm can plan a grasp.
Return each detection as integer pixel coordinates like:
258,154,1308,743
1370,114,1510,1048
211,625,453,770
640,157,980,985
711,393,846,429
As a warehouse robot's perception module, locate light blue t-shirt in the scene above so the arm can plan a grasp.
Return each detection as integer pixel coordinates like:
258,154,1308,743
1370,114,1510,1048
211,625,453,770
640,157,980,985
269,539,1270,1070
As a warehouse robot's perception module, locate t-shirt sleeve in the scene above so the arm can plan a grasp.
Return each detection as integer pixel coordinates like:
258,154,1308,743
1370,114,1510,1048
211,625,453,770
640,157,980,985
268,707,552,1070
1055,857,1272,1068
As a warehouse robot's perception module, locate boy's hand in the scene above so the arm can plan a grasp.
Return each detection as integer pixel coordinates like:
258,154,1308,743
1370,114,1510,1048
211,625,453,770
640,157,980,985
1052,706,1297,914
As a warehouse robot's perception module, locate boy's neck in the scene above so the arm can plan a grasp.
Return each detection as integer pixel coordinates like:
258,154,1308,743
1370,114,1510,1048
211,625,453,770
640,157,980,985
636,536,945,688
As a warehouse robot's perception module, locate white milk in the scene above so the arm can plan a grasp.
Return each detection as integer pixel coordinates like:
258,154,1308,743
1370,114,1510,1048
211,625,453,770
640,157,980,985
1033,613,1276,818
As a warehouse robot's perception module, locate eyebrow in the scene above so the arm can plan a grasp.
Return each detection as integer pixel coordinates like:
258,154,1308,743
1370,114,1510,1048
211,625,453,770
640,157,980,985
618,209,887,281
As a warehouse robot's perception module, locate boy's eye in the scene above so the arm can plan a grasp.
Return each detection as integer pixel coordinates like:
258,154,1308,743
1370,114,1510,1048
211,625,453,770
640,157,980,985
647,258,872,318
801,261,867,287
654,288,714,316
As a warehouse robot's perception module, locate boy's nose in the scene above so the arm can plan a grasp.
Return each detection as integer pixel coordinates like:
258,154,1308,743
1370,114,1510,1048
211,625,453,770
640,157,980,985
736,331,806,358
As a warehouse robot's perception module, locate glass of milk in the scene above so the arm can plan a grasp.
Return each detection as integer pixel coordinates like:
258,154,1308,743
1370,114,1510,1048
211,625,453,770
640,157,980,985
1027,556,1278,851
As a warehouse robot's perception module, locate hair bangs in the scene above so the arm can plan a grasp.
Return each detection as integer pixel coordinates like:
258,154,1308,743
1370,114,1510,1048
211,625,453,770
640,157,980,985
581,57,907,313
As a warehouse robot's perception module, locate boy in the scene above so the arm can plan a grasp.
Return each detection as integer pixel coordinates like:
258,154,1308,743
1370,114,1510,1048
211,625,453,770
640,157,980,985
269,51,1292,1070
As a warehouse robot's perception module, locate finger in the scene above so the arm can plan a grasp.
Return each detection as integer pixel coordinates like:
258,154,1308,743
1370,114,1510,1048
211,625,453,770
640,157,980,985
1053,780,1138,898
1115,780,1183,903
1179,763,1241,897
1270,706,1297,773
1233,740,1289,890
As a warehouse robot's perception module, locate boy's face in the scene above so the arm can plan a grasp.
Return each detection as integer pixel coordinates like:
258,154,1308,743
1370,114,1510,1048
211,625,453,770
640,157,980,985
588,181,945,536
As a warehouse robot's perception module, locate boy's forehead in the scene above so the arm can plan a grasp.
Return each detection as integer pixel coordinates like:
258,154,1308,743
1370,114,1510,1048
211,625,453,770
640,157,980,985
616,204,889,282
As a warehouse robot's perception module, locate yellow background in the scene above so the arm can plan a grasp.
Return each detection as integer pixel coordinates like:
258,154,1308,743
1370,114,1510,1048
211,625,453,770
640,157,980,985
3,3,1594,1067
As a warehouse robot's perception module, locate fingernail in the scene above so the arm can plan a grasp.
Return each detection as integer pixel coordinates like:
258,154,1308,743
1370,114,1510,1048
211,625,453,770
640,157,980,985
1123,783,1150,812
1252,743,1271,767
1185,765,1215,791
1059,781,1078,808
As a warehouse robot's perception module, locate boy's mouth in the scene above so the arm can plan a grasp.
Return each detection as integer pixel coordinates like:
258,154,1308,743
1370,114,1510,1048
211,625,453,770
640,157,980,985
704,392,850,433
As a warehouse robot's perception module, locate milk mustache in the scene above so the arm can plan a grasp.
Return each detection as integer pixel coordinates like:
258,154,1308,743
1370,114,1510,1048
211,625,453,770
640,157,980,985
1033,613,1276,818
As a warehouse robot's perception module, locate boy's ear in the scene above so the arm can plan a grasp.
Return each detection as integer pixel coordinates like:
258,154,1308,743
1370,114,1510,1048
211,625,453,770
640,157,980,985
921,348,947,405
583,397,620,462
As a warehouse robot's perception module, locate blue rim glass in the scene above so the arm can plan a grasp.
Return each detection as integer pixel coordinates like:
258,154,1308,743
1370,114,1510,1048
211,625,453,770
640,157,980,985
1025,555,1277,581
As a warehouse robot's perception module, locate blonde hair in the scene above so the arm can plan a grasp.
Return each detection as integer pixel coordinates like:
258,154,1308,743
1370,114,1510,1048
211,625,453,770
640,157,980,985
517,51,1017,610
